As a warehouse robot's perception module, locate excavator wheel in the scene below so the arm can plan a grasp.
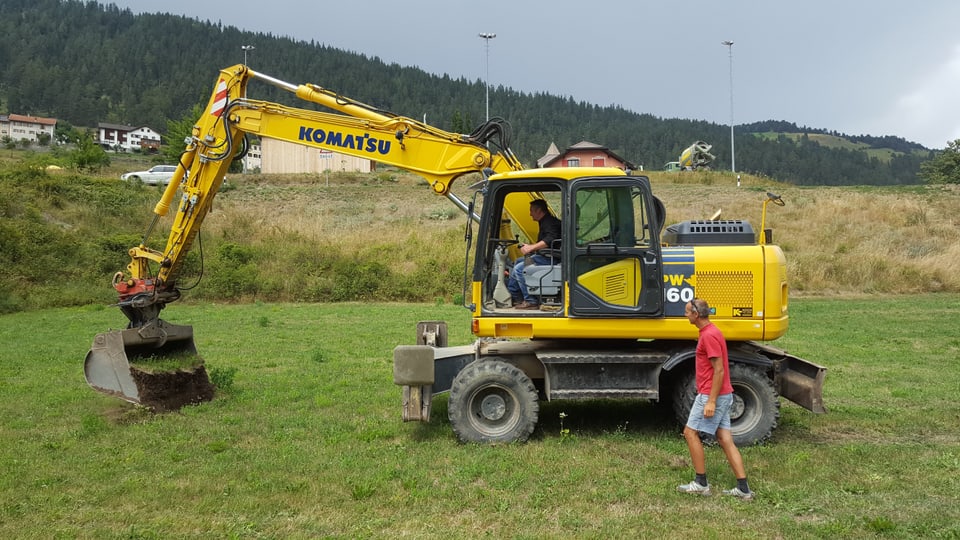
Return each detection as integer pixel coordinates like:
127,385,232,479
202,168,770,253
448,359,539,443
671,363,779,446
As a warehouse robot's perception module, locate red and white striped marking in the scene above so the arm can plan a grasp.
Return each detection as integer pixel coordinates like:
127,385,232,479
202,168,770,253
210,80,228,117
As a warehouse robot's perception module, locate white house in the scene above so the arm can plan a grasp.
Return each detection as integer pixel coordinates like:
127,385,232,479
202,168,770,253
0,114,57,144
242,143,262,172
97,123,162,152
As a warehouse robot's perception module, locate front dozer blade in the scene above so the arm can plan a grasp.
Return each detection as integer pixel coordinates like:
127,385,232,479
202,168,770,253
777,352,828,414
84,321,198,404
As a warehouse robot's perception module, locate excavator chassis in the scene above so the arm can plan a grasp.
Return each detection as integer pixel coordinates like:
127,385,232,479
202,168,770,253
395,323,827,445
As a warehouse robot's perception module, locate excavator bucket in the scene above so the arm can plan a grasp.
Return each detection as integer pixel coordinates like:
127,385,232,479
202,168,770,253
84,321,199,405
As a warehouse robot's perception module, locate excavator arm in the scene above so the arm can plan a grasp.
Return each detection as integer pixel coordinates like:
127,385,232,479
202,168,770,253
119,64,532,315
85,64,530,403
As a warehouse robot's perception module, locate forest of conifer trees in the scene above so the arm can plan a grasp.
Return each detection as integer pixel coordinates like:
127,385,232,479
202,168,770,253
0,0,934,185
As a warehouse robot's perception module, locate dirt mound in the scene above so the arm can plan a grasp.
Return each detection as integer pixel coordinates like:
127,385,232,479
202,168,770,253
130,365,215,411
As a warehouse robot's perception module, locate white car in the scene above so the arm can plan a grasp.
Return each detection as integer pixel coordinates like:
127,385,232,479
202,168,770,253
120,165,179,186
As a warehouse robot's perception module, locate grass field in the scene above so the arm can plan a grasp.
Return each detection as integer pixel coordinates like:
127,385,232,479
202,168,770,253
1,296,958,538
751,132,929,163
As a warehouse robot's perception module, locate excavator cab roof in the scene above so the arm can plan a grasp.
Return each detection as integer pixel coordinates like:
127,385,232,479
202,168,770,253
488,166,629,182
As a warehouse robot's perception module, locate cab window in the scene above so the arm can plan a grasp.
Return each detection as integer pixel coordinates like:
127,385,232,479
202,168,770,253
575,185,651,247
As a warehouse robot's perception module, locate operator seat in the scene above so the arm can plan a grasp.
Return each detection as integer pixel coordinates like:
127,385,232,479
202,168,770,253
522,263,561,298
523,240,562,299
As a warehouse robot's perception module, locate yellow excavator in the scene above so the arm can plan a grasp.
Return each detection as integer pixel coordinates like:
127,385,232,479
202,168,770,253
86,65,826,445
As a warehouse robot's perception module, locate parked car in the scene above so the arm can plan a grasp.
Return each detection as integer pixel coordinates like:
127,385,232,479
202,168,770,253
120,165,178,186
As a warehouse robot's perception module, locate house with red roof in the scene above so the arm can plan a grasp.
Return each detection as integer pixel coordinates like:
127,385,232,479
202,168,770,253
537,140,635,170
0,114,57,144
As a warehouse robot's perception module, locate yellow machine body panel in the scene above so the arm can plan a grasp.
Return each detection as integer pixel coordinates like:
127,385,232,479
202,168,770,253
686,243,788,340
576,258,642,307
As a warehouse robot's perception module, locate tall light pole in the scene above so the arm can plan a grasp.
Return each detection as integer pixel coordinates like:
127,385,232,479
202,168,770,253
241,44,255,66
239,46,255,173
721,40,735,173
478,32,496,121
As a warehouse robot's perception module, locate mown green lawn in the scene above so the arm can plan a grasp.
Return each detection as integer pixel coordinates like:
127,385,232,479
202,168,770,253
1,296,958,538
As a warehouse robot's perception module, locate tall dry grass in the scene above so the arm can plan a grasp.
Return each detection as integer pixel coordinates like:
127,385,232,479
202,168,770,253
5,160,954,312
650,171,960,294
193,173,470,302
199,169,960,299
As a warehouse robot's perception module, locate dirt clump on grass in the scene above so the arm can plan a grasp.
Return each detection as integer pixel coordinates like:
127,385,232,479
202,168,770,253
130,365,215,412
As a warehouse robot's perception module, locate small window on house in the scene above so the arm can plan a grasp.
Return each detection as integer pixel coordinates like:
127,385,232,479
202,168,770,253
592,157,605,167
566,157,580,167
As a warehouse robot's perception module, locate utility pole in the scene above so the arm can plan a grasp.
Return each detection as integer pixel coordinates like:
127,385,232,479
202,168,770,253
478,32,496,121
240,45,256,173
721,40,735,173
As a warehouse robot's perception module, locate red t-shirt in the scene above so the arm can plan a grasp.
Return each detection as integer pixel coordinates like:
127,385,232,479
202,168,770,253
696,322,734,395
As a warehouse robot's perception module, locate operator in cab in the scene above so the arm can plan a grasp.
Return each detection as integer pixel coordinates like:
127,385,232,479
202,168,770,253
507,199,561,310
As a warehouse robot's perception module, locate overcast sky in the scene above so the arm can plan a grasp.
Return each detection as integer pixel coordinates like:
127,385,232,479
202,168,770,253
105,0,960,149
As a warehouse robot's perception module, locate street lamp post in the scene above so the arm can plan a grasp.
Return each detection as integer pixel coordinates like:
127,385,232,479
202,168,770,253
239,46,256,173
478,32,496,121
721,40,735,173
241,44,255,66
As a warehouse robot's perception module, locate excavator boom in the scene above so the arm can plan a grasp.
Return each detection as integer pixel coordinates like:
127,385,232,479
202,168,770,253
85,65,527,405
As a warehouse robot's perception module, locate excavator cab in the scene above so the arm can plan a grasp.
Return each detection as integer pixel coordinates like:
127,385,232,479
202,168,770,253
473,170,664,317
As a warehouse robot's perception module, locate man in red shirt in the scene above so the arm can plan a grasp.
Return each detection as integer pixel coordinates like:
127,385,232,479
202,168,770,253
676,298,754,500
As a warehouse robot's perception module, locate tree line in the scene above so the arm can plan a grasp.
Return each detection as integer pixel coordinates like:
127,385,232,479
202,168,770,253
0,0,936,185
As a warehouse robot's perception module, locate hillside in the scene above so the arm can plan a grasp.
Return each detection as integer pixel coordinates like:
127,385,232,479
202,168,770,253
2,156,958,315
0,0,934,185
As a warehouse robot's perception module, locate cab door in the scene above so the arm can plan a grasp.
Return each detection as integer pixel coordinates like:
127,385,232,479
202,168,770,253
567,178,663,317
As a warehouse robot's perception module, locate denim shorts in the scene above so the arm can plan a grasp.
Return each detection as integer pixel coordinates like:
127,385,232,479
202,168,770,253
685,393,734,435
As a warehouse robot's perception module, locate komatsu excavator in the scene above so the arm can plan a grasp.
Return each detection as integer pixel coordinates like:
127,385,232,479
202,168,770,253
86,65,826,445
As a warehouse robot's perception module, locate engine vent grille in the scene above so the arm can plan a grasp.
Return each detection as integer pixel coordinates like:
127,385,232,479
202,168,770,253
696,270,754,306
662,220,756,245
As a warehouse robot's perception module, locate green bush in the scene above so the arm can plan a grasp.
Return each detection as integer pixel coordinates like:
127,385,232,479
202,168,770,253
207,365,238,391
0,282,23,314
217,242,258,264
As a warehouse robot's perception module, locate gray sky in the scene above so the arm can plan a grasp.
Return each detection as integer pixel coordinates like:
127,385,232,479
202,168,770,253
106,0,960,149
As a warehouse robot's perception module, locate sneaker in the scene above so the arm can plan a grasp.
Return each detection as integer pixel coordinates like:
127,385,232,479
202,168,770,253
677,481,712,496
515,301,540,310
722,487,754,501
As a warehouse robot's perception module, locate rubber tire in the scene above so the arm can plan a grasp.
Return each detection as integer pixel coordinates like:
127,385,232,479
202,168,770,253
448,360,539,443
671,363,779,446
